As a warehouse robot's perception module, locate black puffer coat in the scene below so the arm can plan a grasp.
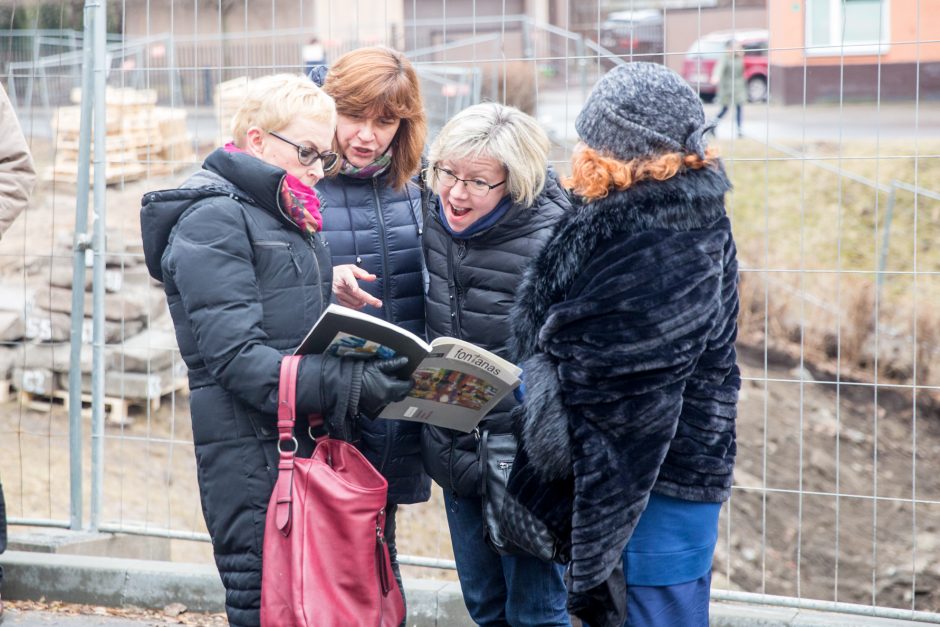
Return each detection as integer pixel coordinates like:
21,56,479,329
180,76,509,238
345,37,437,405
420,171,569,497
500,164,740,616
141,149,360,627
318,174,431,505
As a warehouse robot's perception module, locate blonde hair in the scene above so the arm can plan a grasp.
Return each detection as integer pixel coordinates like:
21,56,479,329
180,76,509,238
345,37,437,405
565,145,720,201
323,46,426,190
231,73,336,147
426,102,550,208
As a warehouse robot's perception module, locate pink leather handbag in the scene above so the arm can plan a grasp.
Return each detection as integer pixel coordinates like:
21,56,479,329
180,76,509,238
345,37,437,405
260,355,405,626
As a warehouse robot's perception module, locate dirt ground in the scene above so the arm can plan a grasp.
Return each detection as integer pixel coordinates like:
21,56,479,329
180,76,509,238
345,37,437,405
4,330,938,612
2,157,939,614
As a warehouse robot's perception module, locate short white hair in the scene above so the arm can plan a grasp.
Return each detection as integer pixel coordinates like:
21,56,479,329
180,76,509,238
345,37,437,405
231,73,336,146
427,102,550,208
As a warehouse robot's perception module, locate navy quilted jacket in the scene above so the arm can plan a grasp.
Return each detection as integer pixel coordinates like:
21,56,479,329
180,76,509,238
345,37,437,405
318,173,431,505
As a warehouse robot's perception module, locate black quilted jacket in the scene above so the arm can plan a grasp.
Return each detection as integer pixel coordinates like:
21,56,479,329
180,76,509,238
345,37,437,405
420,170,569,497
141,149,358,627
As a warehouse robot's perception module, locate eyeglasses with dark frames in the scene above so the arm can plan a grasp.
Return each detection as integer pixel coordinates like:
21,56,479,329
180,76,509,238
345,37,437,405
433,166,506,197
268,130,339,170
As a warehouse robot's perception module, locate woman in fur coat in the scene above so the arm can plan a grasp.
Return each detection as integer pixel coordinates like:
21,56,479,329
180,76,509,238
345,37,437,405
501,62,741,627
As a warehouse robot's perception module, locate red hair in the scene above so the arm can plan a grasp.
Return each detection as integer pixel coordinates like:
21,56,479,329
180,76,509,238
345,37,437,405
565,146,720,202
323,46,427,190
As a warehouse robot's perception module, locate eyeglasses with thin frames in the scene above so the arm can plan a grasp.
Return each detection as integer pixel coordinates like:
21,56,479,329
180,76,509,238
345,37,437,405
433,166,506,197
268,130,339,171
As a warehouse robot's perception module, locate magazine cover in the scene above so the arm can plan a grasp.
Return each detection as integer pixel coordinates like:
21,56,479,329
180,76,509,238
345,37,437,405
378,340,520,432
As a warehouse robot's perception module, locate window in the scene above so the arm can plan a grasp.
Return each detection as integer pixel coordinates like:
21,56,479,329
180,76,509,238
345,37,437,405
805,0,890,56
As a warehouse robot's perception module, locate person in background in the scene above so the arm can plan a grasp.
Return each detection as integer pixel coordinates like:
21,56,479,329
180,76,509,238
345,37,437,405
0,83,35,238
713,39,747,138
0,81,37,621
422,102,571,626
140,73,412,627
302,36,326,74
310,45,432,617
500,63,740,626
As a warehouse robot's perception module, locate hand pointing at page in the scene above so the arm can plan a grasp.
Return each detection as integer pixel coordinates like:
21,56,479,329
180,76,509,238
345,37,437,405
332,263,383,309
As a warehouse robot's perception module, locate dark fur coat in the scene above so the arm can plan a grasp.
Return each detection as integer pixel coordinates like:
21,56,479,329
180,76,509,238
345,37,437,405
500,163,741,607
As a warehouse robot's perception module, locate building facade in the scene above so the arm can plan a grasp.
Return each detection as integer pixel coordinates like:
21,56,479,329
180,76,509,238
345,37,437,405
769,0,940,104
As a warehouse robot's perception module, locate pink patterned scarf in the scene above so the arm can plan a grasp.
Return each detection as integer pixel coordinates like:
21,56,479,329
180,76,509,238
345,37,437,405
224,142,323,234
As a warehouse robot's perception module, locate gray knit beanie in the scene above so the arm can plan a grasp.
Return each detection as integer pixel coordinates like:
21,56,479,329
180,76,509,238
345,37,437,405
575,62,715,161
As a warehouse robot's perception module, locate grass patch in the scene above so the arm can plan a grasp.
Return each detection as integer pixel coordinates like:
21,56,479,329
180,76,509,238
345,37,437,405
719,138,940,385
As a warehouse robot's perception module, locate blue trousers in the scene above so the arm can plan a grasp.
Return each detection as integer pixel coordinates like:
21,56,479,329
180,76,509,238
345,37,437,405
619,493,719,626
444,491,570,626
623,572,711,627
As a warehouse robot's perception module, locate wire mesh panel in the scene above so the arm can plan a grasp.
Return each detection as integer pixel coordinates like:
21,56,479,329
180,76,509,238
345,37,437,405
1,0,939,620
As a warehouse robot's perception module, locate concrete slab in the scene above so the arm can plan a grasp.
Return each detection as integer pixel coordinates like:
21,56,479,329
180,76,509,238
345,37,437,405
1,609,151,626
7,529,170,560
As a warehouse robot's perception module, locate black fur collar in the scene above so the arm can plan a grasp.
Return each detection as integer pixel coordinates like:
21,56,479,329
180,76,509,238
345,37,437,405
510,164,731,362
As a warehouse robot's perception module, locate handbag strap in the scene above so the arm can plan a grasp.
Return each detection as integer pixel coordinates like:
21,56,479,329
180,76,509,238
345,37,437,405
274,355,302,535
479,428,490,503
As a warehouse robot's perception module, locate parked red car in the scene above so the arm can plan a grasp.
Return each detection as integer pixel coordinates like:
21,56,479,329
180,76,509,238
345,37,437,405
681,29,769,102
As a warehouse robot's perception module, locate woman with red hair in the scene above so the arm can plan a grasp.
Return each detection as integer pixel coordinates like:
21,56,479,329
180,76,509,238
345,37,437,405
502,63,741,627
310,46,432,617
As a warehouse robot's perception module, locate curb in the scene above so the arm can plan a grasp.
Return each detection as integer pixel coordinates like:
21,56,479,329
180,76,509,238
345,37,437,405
710,602,940,626
0,551,223,612
2,551,938,626
0,550,475,626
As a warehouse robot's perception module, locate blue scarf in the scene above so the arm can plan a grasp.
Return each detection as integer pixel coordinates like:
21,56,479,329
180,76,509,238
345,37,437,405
437,195,513,240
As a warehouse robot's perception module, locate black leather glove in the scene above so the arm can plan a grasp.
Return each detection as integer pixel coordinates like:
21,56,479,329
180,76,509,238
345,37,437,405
357,356,413,419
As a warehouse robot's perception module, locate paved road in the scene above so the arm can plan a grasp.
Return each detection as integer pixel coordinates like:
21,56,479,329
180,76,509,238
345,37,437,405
534,87,940,145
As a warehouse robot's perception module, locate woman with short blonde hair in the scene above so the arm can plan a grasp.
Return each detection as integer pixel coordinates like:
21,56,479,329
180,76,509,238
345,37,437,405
230,73,336,146
426,102,549,208
141,73,412,627
421,102,571,625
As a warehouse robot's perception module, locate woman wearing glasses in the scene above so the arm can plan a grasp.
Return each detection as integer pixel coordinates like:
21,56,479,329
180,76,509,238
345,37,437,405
140,74,413,627
421,102,571,626
311,46,432,610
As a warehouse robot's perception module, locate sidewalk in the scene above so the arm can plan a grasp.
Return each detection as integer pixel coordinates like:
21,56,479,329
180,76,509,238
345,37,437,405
3,550,940,626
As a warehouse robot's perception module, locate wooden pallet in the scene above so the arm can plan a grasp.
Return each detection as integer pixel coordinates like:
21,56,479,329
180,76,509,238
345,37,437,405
18,388,136,425
46,155,150,184
16,377,188,425
49,91,195,186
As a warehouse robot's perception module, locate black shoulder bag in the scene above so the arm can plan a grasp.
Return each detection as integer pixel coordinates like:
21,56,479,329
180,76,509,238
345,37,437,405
479,428,526,556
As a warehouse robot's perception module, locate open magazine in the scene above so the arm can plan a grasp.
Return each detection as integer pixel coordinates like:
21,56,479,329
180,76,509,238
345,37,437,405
295,304,521,432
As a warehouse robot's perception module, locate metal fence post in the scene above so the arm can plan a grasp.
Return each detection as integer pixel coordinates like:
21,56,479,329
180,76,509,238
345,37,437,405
577,34,587,101
24,33,38,110
68,2,98,532
876,183,896,305
90,0,108,531
522,18,533,59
